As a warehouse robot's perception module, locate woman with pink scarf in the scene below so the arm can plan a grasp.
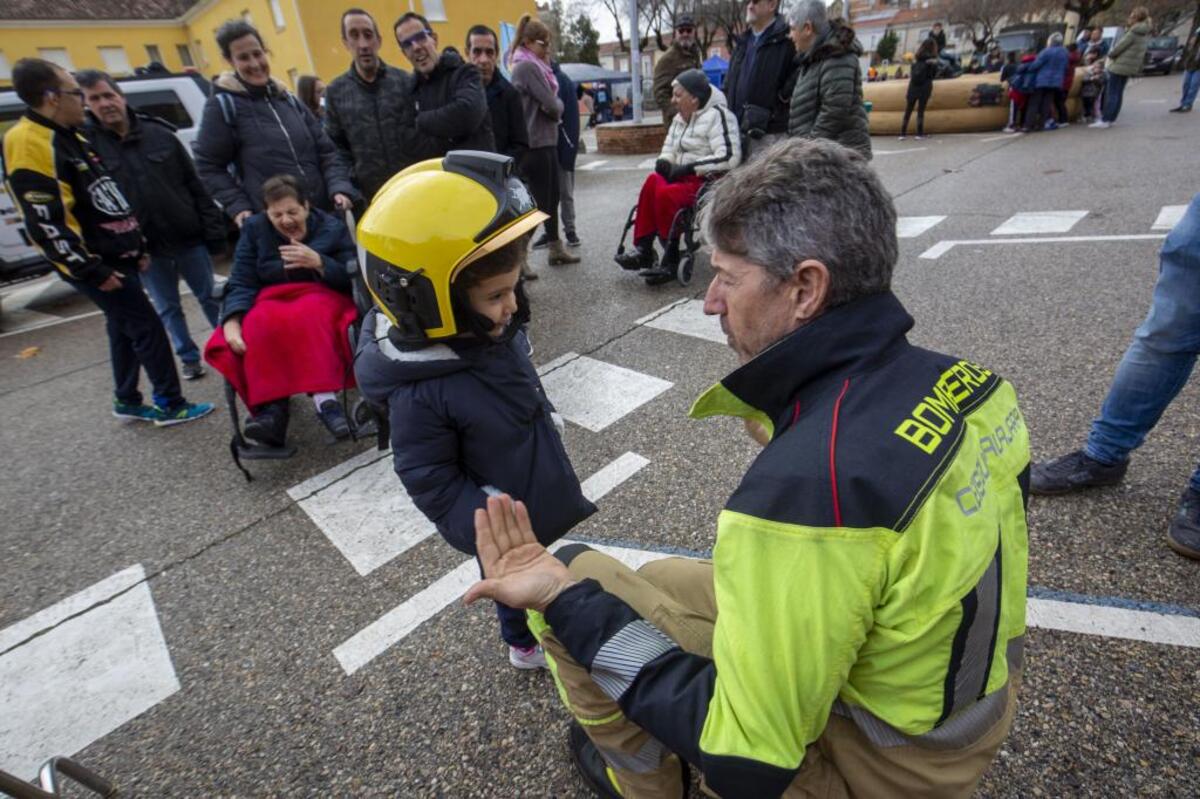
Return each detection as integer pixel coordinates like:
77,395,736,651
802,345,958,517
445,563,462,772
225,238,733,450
508,14,580,268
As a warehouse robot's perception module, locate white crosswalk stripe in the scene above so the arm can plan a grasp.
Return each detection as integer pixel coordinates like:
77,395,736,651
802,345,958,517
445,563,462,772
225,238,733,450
896,215,947,239
1152,205,1187,231
991,210,1088,235
537,353,674,432
639,299,726,344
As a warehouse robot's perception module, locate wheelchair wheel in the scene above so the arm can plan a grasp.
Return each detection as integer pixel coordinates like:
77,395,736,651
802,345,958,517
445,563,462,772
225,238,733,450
676,254,694,287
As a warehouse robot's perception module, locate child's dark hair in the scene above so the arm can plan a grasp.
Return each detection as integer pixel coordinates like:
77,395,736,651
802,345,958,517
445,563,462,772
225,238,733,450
456,232,532,288
262,174,308,206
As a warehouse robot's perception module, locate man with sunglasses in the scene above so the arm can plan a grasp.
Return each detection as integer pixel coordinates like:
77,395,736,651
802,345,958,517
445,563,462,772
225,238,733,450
2,59,212,426
652,15,703,128
394,12,494,160
724,0,797,159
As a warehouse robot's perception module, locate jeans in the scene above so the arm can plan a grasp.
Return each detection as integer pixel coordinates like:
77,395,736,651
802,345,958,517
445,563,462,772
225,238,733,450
1086,193,1200,492
71,269,183,410
1101,71,1128,122
558,167,576,235
1181,69,1200,109
141,244,220,364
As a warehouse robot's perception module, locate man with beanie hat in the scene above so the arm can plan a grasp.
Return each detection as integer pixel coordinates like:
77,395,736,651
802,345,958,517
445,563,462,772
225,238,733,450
653,15,703,128
615,68,740,284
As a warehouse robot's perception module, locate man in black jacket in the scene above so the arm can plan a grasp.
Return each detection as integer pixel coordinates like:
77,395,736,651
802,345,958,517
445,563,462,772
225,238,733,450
724,0,796,159
3,59,211,425
466,24,528,163
80,70,225,380
325,8,421,203
394,12,494,159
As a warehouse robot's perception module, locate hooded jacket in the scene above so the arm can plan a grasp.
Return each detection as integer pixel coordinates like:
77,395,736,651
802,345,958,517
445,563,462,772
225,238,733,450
355,309,596,555
86,109,225,257
653,41,704,127
658,86,741,176
724,14,797,135
411,50,495,159
1107,21,1151,77
788,21,871,159
221,207,354,322
324,60,422,202
538,291,1029,797
194,73,356,219
3,110,143,286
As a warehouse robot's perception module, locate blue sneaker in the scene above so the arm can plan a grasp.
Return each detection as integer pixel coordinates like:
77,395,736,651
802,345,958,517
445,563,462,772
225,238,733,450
113,400,159,422
152,401,215,427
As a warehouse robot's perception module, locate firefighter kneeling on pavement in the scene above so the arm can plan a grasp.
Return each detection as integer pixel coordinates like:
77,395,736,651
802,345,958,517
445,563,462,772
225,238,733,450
465,138,1031,799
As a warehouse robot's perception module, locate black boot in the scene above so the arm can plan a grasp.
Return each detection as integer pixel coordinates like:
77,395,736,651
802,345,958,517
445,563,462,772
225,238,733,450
244,399,290,447
615,239,656,271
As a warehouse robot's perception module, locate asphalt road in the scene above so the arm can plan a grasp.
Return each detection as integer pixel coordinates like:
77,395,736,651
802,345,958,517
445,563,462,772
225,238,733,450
2,73,1198,797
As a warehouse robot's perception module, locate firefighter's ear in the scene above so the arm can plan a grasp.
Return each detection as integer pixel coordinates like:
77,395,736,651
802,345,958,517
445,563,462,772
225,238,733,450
791,258,830,324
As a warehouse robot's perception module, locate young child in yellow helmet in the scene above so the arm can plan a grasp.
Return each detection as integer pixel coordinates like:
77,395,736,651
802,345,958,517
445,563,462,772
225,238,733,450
354,152,595,668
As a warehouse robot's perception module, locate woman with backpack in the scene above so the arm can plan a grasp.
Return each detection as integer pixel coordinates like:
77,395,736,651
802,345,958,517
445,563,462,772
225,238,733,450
899,37,940,140
195,20,357,228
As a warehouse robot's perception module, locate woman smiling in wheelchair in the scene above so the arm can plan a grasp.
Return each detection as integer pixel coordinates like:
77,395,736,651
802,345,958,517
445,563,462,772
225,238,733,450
204,175,358,447
614,69,741,284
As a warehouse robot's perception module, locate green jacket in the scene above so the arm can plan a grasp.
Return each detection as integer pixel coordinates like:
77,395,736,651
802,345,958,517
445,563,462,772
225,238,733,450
787,21,872,159
1108,22,1151,76
541,292,1029,796
653,43,703,127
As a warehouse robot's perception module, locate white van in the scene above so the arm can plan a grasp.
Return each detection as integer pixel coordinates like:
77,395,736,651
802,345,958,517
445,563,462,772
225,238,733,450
0,72,211,284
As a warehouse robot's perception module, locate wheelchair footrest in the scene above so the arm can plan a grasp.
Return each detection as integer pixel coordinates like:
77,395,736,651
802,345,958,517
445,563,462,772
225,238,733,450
236,442,297,460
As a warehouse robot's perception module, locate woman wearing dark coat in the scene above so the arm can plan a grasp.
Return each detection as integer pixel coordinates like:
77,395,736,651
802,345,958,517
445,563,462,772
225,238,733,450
205,175,359,447
194,20,357,228
900,38,940,140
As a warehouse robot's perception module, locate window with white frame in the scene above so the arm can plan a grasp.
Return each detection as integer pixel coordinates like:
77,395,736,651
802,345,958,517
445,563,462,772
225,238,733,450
0,51,11,81
38,48,75,71
268,0,286,30
423,0,447,22
176,43,195,67
99,46,133,75
145,44,163,65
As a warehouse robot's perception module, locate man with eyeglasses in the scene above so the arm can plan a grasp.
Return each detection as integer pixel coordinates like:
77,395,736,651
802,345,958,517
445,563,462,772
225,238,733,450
653,15,703,128
724,0,797,159
325,7,421,203
393,12,494,160
2,58,212,426
466,24,528,165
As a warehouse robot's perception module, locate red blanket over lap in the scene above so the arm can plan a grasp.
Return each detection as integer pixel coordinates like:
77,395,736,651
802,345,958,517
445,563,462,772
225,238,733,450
204,282,358,408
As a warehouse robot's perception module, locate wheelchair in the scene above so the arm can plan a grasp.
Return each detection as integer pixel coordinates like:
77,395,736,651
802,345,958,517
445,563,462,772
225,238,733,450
614,175,718,288
211,211,389,481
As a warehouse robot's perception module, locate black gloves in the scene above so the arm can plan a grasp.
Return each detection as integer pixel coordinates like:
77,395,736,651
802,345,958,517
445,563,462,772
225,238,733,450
667,162,695,182
655,159,695,182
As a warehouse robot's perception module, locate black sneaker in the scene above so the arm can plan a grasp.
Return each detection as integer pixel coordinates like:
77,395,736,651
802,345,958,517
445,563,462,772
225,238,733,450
642,267,675,286
317,399,351,439
566,231,582,248
1030,449,1128,495
567,722,688,798
1167,488,1200,560
615,247,656,271
181,361,206,380
244,401,289,447
532,233,550,250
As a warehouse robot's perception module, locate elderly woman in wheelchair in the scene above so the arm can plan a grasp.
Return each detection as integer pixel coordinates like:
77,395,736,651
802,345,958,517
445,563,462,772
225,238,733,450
614,68,741,285
204,174,359,449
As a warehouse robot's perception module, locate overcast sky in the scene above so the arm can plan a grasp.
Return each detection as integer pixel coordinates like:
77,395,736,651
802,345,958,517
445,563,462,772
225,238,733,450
582,1,835,44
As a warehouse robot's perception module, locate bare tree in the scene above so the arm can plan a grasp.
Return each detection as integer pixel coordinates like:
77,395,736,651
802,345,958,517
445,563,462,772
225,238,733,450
1064,0,1119,28
1097,0,1195,34
691,0,748,56
945,0,1055,53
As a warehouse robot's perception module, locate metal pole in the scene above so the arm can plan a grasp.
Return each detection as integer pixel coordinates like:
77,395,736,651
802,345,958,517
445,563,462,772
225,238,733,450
629,0,643,122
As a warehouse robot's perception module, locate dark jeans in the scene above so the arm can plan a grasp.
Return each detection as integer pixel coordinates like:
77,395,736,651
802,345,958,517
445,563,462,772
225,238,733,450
1053,88,1068,122
521,146,560,241
901,93,930,135
1102,72,1129,122
70,269,183,409
1027,88,1054,129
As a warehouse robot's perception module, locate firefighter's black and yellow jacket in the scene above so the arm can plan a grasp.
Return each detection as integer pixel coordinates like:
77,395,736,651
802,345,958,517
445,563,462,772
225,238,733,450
3,110,143,287
539,291,1030,797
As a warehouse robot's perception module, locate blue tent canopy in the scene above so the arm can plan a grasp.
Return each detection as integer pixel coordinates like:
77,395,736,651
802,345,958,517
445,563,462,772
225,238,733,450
702,54,729,89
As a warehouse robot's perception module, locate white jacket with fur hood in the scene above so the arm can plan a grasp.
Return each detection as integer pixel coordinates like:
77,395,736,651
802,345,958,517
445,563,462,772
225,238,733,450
658,86,742,176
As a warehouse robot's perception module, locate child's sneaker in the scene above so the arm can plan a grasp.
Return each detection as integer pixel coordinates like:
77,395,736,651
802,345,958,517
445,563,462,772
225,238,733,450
152,401,215,427
509,644,547,670
112,400,159,422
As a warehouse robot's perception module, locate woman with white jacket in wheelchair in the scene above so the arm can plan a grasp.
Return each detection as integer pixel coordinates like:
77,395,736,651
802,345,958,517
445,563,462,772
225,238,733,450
614,69,741,283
